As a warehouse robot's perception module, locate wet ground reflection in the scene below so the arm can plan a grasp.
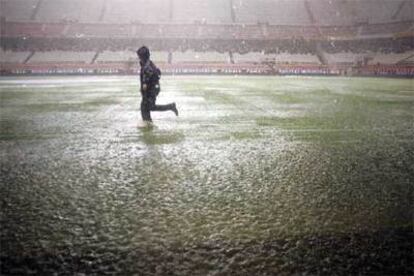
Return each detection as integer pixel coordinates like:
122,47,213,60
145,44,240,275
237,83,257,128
1,76,413,275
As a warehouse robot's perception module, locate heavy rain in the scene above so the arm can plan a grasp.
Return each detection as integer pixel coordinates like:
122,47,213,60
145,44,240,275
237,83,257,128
1,76,413,274
1,0,414,275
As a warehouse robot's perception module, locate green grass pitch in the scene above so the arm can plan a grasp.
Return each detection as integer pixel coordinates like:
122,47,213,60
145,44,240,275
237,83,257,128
1,75,413,274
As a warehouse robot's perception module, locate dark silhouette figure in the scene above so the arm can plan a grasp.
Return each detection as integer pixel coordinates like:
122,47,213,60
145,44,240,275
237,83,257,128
137,46,178,123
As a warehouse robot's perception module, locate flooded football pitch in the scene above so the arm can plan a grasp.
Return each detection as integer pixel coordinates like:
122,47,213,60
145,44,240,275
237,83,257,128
1,75,413,275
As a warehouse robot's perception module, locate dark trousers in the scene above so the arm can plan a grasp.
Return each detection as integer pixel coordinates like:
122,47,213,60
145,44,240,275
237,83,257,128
141,92,174,121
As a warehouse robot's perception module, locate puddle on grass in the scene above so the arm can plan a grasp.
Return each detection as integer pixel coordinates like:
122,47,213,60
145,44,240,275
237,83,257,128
1,76,413,275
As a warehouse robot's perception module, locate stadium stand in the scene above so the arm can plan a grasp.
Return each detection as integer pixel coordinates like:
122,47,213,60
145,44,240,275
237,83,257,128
233,52,268,63
1,0,413,27
394,0,414,22
273,53,321,64
1,21,46,37
401,55,414,65
28,51,96,63
104,0,170,24
36,0,103,22
359,64,414,77
370,51,414,65
309,0,409,26
307,0,354,26
353,0,412,23
360,22,413,36
42,23,66,37
194,24,237,40
0,49,31,63
172,51,229,63
0,0,37,21
148,51,170,63
172,0,231,24
96,50,169,63
232,0,310,25
96,51,136,63
66,23,132,38
233,52,320,64
319,26,358,38
146,24,199,39
267,25,320,39
0,0,412,77
231,24,264,40
324,52,365,65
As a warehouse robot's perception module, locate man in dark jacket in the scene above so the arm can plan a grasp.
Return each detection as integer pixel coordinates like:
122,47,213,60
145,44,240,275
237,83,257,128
137,46,178,123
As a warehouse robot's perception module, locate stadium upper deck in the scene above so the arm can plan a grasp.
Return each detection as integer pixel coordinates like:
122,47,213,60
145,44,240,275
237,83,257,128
1,0,412,42
1,0,413,25
0,0,413,77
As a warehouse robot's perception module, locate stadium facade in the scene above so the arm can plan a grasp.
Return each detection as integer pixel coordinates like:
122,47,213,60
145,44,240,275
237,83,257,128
0,0,413,77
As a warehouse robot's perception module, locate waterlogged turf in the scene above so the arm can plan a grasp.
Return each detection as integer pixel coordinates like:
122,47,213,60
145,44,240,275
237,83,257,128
1,76,413,275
